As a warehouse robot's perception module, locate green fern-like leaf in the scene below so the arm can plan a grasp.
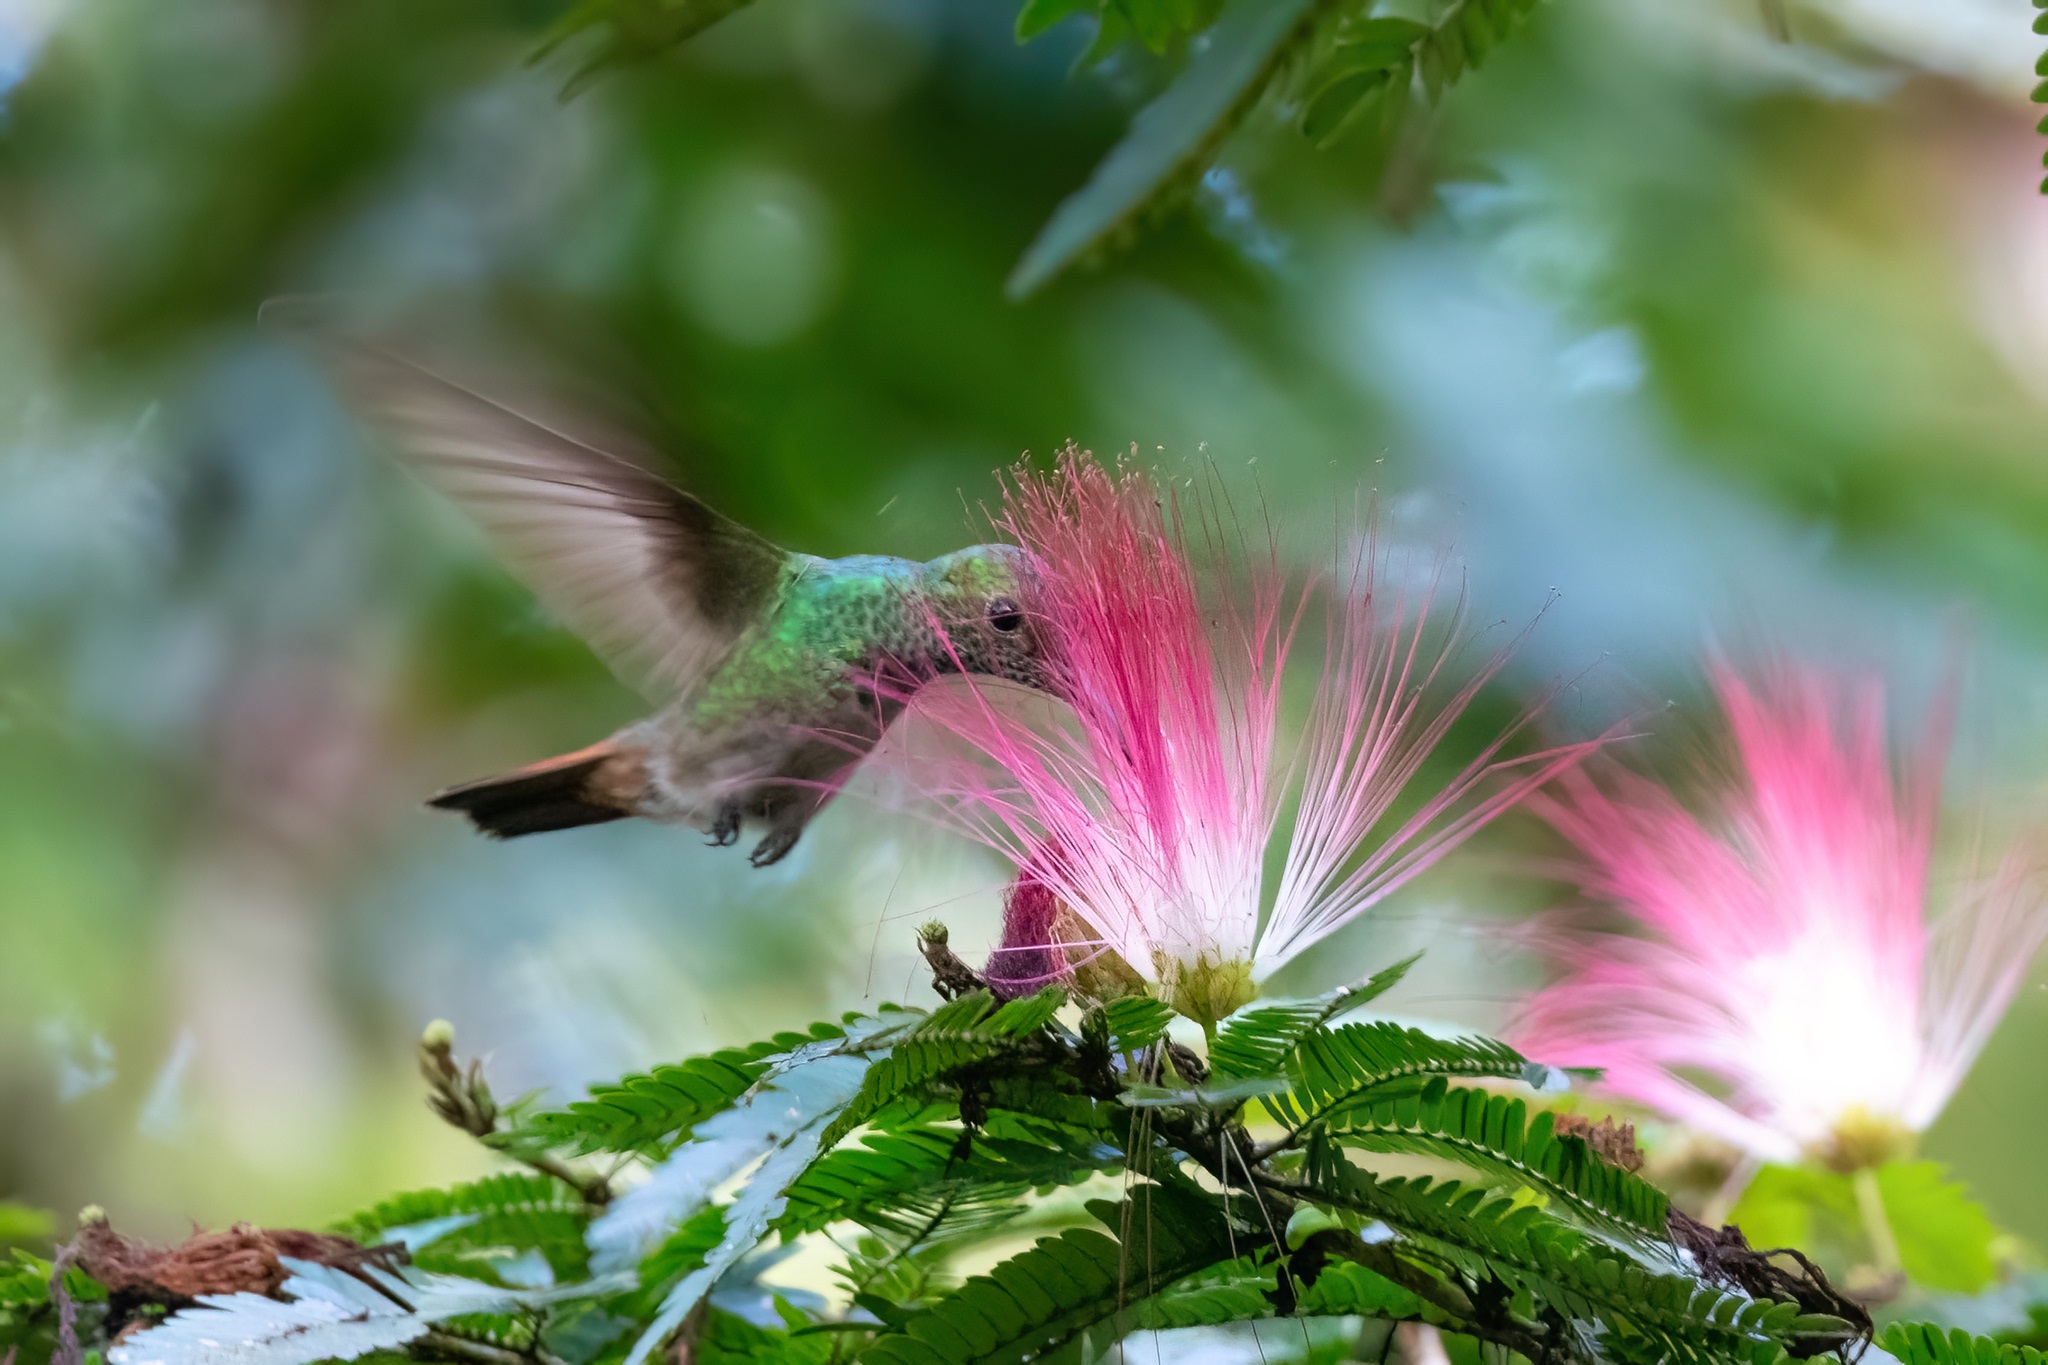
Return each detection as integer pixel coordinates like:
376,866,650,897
1301,1148,1830,1365
779,1126,1115,1239
512,1023,845,1159
982,1073,1110,1134
1293,1260,1427,1319
1093,995,1175,1053
1269,1021,1534,1134
1209,952,1421,1082
695,1305,835,1364
602,1053,873,1365
332,1173,592,1278
1881,1323,2048,1365
1124,1258,1274,1330
853,1186,1244,1364
1334,1078,1669,1238
819,990,1064,1148
982,986,1069,1035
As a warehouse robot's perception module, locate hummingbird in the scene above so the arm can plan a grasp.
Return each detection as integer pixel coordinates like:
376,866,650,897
310,334,1051,867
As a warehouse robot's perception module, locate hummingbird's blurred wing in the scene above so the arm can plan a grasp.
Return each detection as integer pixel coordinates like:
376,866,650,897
315,338,793,702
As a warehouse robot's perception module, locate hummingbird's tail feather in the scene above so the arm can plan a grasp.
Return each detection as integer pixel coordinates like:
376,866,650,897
429,740,650,838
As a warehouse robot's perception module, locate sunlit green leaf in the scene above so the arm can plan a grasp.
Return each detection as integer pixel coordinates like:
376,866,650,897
1881,1162,1998,1295
1726,1164,1847,1256
1729,1160,1997,1295
0,1206,53,1247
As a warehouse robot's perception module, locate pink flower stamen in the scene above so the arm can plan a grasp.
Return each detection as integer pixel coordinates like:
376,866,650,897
907,449,1605,1021
1510,661,2048,1166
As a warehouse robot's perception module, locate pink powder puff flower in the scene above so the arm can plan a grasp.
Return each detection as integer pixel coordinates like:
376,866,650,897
1510,662,2048,1171
912,450,1604,1028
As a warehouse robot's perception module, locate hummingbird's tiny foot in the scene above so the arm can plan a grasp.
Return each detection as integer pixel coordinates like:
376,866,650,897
706,800,742,848
748,826,801,868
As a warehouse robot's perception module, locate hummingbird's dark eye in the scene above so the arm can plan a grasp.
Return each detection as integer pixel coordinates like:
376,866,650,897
987,597,1023,634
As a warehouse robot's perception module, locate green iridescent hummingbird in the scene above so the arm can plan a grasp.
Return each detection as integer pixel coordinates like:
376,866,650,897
318,337,1050,867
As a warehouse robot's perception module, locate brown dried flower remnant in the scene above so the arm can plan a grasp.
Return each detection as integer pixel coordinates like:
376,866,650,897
1552,1113,1645,1172
73,1210,406,1305
1666,1207,1871,1356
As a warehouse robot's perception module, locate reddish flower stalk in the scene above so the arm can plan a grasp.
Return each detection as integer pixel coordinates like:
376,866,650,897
913,450,1602,1025
1511,662,2048,1169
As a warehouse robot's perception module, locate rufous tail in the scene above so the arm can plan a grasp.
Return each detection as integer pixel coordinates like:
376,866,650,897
429,740,649,838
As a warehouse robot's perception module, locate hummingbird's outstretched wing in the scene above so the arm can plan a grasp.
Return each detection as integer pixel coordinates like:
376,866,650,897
307,332,792,702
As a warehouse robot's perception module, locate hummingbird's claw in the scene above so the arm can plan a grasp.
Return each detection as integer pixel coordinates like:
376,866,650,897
706,800,742,848
748,825,801,868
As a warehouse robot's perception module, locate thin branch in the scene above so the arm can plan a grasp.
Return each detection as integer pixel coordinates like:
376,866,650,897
48,1235,82,1365
506,1149,614,1207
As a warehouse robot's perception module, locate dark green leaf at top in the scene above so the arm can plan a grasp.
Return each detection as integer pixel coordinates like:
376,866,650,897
1007,0,1323,298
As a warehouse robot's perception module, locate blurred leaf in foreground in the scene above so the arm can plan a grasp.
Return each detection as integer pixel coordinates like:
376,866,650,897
0,1206,53,1248
1007,0,1317,298
536,0,760,96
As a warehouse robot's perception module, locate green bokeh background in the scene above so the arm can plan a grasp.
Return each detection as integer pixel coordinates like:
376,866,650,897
0,0,2045,1278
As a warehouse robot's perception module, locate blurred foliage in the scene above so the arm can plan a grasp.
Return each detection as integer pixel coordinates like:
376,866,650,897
0,1204,54,1247
549,0,1553,295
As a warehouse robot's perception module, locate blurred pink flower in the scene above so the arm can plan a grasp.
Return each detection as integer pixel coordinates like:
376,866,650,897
1511,663,2048,1169
914,451,1600,1025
